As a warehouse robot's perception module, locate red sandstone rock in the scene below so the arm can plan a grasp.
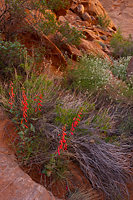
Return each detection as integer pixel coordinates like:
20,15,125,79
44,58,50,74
77,38,112,62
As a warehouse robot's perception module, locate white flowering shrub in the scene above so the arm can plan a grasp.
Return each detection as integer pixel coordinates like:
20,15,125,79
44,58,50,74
110,56,131,81
64,55,110,93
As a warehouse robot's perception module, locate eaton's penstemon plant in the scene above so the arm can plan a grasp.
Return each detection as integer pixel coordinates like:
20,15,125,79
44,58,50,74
70,110,82,135
34,94,42,112
21,88,28,128
56,109,83,156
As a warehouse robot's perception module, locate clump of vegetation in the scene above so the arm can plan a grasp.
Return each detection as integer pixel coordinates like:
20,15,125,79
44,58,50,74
109,56,131,81
0,37,26,77
97,14,111,29
62,55,110,94
110,28,133,58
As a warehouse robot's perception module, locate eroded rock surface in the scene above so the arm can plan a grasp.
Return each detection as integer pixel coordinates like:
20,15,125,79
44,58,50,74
99,0,133,38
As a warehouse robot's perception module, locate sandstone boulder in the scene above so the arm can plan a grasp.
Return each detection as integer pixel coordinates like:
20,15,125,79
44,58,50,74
63,10,90,29
82,12,92,23
77,4,85,15
127,56,133,84
48,34,83,61
83,29,98,41
77,39,112,62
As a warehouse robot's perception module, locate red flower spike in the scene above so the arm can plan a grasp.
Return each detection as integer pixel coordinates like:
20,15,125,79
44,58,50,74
21,89,28,128
9,82,15,109
34,94,42,112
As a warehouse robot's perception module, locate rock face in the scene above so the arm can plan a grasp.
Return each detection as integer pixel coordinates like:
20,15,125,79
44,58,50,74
127,56,133,84
99,0,133,38
0,147,58,200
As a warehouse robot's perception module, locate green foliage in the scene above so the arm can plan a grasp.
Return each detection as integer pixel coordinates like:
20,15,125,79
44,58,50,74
55,106,78,128
0,36,26,74
58,21,84,45
110,28,133,58
97,14,111,29
46,0,69,11
63,55,109,93
0,35,44,79
11,74,55,121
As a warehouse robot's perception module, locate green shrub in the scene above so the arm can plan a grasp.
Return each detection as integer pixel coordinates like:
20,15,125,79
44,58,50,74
58,21,84,45
110,28,133,58
46,0,69,11
97,14,111,29
0,35,44,79
0,36,26,75
63,55,109,93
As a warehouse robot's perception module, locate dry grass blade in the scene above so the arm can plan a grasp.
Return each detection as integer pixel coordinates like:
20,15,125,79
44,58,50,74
69,136,131,200
67,188,98,200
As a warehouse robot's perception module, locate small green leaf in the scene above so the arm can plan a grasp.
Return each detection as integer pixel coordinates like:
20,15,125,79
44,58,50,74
30,118,38,120
17,131,24,135
30,123,35,132
42,170,46,174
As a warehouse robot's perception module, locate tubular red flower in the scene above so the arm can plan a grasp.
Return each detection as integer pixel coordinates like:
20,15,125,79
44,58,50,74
70,109,82,135
21,89,28,128
34,94,42,112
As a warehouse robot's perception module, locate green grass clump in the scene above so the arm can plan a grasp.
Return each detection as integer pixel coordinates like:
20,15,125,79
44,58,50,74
97,14,111,29
110,28,133,58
